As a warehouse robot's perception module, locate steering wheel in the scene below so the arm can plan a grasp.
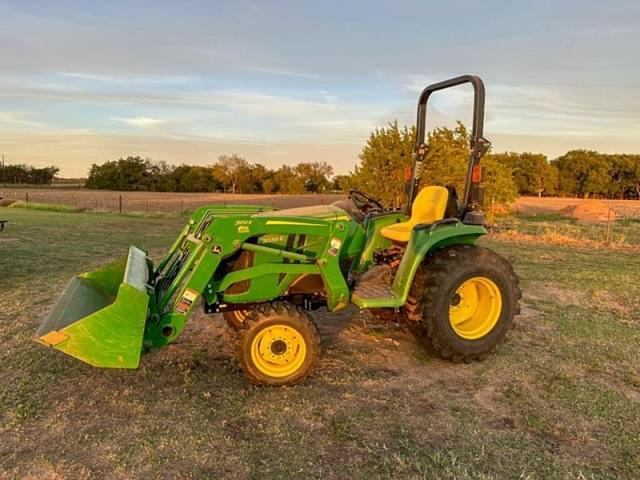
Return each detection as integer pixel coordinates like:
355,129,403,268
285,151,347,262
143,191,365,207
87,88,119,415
348,189,384,215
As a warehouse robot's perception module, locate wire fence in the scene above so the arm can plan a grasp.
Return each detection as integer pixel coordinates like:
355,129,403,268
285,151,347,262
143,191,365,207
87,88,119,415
0,189,345,214
2,188,639,247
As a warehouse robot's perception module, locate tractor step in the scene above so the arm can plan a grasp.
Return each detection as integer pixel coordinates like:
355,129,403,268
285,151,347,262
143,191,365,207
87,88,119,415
351,265,403,309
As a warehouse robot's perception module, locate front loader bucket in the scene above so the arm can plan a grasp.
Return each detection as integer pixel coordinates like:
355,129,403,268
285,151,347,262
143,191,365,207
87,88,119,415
35,246,151,368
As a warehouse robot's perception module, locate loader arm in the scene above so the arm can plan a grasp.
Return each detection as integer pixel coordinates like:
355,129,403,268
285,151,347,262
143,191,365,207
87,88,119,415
144,210,354,349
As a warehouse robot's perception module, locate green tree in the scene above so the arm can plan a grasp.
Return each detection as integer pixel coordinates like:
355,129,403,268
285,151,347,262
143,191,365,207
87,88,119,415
247,163,270,193
612,155,640,199
490,152,558,196
172,165,220,192
216,155,249,193
85,156,151,190
552,150,610,198
273,165,305,193
423,123,517,204
1,164,58,185
331,175,352,192
350,121,415,206
351,120,517,207
295,162,334,192
421,123,470,196
481,155,518,204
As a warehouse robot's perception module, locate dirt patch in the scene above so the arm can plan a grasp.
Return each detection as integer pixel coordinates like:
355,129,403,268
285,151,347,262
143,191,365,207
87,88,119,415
525,282,586,306
589,290,639,325
516,197,640,220
473,383,502,413
560,200,616,223
525,282,638,324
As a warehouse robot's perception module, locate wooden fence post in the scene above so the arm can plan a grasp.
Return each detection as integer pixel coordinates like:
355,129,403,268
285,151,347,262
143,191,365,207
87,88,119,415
489,196,495,233
605,201,612,244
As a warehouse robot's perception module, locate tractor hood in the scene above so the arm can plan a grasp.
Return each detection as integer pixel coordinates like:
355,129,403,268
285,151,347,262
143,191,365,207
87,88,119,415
255,204,351,222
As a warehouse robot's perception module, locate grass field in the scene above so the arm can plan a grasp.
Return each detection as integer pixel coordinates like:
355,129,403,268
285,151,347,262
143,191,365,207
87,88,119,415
1,207,639,479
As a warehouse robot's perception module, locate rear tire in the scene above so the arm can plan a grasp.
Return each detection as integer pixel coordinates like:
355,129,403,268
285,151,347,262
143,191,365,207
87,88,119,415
405,245,520,362
223,309,249,330
236,302,321,385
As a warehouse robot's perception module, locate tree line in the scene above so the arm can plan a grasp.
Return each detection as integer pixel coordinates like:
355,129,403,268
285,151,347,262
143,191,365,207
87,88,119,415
78,130,640,203
0,164,59,185
85,155,336,194
7,120,640,203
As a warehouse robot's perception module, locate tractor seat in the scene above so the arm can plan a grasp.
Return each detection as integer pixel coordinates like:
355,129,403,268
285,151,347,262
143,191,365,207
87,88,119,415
380,186,449,243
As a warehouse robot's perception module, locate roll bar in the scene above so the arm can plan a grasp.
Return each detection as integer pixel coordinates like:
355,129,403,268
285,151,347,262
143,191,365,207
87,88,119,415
407,75,491,215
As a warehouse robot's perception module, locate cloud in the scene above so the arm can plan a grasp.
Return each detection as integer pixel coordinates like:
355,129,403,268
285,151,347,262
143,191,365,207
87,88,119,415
59,72,198,86
112,116,169,128
0,111,44,128
241,66,318,79
0,0,638,177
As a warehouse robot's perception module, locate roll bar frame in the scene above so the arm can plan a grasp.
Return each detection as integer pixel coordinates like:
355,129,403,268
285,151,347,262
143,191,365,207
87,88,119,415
407,75,491,215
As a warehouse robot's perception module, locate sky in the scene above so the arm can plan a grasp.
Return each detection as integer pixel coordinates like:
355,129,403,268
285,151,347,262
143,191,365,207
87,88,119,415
0,0,639,177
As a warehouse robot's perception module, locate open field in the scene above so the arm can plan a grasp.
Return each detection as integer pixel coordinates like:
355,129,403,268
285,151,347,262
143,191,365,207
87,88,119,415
515,197,640,220
2,187,640,219
0,188,344,213
1,207,639,479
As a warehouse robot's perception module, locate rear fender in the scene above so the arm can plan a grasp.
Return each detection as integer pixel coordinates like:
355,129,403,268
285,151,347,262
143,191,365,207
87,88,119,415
391,221,486,302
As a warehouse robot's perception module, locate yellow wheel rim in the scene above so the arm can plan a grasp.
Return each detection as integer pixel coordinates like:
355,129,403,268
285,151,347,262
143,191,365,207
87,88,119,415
449,277,502,340
250,324,307,378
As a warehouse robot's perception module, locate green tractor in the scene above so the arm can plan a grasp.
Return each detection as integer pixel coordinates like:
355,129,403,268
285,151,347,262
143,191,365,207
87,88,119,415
36,75,520,385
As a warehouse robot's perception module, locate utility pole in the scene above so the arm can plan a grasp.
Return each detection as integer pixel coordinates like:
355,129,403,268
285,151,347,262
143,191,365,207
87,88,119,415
1,154,4,187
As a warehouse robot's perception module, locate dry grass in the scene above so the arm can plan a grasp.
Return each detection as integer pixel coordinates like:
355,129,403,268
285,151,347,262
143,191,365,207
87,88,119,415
493,229,640,253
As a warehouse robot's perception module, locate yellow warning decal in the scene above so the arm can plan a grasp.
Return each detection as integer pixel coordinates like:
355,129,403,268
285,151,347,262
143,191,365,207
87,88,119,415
176,288,199,314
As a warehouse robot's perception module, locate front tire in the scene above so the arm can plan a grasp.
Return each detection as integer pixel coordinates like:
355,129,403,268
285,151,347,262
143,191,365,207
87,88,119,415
236,302,321,385
406,245,520,362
